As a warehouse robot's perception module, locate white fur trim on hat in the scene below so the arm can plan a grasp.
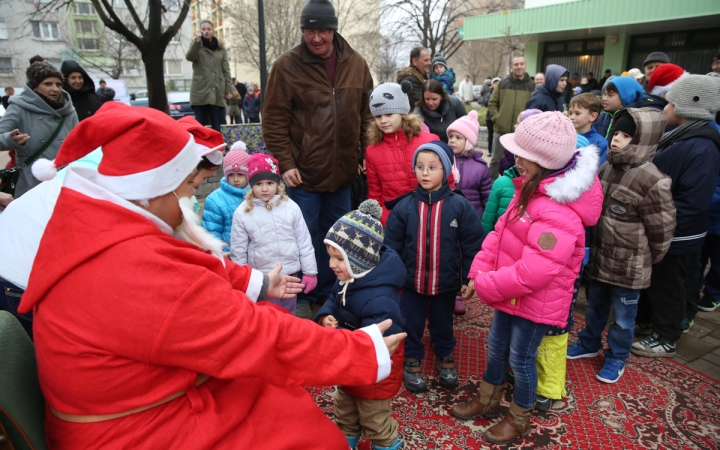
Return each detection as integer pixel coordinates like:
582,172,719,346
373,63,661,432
95,136,200,200
197,142,226,165
650,71,688,97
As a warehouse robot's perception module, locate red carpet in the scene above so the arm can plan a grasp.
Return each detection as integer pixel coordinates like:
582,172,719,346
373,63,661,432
307,297,720,449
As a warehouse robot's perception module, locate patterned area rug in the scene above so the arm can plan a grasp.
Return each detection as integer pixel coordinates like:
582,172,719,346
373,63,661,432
306,297,720,449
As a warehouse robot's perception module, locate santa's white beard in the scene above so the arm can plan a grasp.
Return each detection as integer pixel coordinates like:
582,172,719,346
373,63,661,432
174,196,226,262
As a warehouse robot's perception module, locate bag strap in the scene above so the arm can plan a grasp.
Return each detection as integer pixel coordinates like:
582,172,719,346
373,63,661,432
20,115,66,168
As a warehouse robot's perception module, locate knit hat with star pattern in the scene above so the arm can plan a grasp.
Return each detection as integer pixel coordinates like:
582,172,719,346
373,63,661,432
324,200,384,279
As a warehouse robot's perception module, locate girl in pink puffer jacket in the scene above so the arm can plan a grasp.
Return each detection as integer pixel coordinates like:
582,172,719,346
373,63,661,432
450,112,603,446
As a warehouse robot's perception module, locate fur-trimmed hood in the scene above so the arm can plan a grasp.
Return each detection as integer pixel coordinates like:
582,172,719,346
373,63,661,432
396,66,427,85
540,144,603,226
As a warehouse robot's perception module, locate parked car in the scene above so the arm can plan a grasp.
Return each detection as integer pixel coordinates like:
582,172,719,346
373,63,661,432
129,91,193,120
472,85,483,101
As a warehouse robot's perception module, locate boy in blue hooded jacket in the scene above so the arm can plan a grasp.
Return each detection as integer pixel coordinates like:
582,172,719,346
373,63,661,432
595,76,668,139
385,141,485,393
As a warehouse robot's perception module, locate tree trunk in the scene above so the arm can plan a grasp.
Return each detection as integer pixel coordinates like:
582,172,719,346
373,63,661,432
143,46,169,114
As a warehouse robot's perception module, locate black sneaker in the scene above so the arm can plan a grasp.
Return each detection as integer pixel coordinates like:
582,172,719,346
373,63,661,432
681,318,693,334
403,358,428,393
535,395,553,411
437,355,459,389
631,332,676,357
634,322,653,336
698,295,720,312
295,302,313,319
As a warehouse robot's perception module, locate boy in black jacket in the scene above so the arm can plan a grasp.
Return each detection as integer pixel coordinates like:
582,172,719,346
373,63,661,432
385,141,485,392
633,74,720,357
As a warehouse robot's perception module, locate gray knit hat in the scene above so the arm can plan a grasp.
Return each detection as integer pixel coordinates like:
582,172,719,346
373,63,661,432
643,51,670,67
300,0,338,30
432,53,448,70
369,81,412,116
665,74,720,121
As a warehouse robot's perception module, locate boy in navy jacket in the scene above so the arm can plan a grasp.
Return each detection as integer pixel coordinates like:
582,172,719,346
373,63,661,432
633,74,720,357
385,141,485,393
315,199,405,450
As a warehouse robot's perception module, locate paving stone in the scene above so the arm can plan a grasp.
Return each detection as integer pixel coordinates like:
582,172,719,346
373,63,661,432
701,336,720,347
675,334,716,361
702,352,720,366
693,316,720,332
687,358,720,381
696,310,720,325
685,320,715,339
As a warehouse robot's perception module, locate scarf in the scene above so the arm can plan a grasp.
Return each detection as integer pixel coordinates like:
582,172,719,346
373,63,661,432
657,119,711,153
36,90,66,109
201,37,219,51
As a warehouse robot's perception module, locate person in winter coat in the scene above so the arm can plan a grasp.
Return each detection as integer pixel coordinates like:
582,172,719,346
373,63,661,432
595,76,668,139
487,56,536,179
186,20,233,132
0,56,78,198
202,143,251,251
365,82,438,225
634,75,720,357
458,74,474,104
17,102,404,450
61,60,101,122
315,200,406,450
524,64,568,113
396,47,431,108
413,80,466,144
429,53,456,96
242,85,261,123
226,86,242,124
698,172,720,313
229,154,318,315
452,112,602,446
569,93,608,166
95,80,115,104
385,141,484,394
569,108,675,383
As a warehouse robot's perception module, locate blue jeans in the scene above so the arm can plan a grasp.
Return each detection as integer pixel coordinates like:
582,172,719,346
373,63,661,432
401,290,456,360
702,235,720,302
578,280,639,362
287,186,351,305
484,310,549,409
192,104,226,132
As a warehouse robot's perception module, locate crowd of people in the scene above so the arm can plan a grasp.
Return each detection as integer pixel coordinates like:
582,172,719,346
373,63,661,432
1,0,720,447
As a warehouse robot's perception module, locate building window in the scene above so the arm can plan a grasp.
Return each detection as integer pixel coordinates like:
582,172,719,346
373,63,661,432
0,19,7,40
123,60,141,77
73,2,96,15
77,38,100,51
164,59,182,75
170,31,181,44
75,19,98,34
0,57,13,75
31,21,59,40
162,0,180,12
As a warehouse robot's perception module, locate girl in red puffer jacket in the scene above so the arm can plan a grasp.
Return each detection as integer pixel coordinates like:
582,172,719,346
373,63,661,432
365,81,438,225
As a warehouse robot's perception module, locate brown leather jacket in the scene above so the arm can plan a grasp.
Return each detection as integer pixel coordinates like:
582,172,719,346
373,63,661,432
262,33,374,193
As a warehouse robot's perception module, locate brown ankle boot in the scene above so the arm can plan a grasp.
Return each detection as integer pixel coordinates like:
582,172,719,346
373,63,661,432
450,379,502,419
483,399,534,445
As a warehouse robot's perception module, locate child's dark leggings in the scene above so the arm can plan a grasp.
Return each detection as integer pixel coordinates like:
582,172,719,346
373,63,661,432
401,289,456,360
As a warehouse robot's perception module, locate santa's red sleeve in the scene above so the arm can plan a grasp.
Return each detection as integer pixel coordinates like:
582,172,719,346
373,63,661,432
224,259,264,302
150,270,390,388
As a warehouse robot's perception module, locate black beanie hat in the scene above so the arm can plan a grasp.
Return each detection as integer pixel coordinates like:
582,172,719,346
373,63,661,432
300,0,338,30
613,113,636,138
26,55,64,90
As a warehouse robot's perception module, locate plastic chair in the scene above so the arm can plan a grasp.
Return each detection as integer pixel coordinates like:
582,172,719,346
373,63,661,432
0,311,47,450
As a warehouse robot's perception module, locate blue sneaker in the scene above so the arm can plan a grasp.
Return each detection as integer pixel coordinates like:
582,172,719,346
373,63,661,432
596,359,625,384
346,435,360,449
567,341,599,359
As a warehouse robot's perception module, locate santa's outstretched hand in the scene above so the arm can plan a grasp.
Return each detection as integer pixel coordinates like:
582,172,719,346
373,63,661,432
266,264,304,299
377,319,406,355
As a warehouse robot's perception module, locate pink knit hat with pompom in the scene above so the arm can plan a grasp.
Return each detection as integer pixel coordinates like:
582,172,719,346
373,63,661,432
446,110,479,152
223,145,251,177
500,111,577,170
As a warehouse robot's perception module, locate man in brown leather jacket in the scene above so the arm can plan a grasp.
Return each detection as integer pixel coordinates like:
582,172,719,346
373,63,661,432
396,47,431,108
262,0,374,319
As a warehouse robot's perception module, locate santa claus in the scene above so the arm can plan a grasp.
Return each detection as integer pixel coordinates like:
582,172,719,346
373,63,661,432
17,102,404,449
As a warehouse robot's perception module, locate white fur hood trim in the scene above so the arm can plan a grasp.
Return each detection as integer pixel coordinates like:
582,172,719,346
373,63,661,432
544,145,599,204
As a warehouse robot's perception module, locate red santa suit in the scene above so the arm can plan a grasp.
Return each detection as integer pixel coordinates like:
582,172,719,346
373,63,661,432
18,103,391,449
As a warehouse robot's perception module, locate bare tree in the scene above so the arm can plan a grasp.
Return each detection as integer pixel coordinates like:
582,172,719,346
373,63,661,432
62,22,142,80
34,0,191,112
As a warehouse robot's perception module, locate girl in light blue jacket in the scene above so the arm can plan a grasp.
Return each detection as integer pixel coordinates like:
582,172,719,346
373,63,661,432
201,143,251,252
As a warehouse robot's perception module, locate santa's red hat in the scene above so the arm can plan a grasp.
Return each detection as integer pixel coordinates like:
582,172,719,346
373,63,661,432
648,63,688,97
31,102,199,200
177,116,226,165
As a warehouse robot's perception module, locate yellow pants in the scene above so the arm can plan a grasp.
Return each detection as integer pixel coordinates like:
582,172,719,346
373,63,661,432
535,333,568,400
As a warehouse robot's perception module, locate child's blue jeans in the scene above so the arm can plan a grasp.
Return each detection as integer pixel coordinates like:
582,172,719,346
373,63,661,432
483,310,549,409
578,279,639,362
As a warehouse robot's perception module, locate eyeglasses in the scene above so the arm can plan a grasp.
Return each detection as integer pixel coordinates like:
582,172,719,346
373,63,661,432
414,165,442,174
302,29,332,39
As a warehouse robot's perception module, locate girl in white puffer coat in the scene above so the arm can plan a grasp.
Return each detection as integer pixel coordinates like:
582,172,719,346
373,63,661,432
229,153,317,315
